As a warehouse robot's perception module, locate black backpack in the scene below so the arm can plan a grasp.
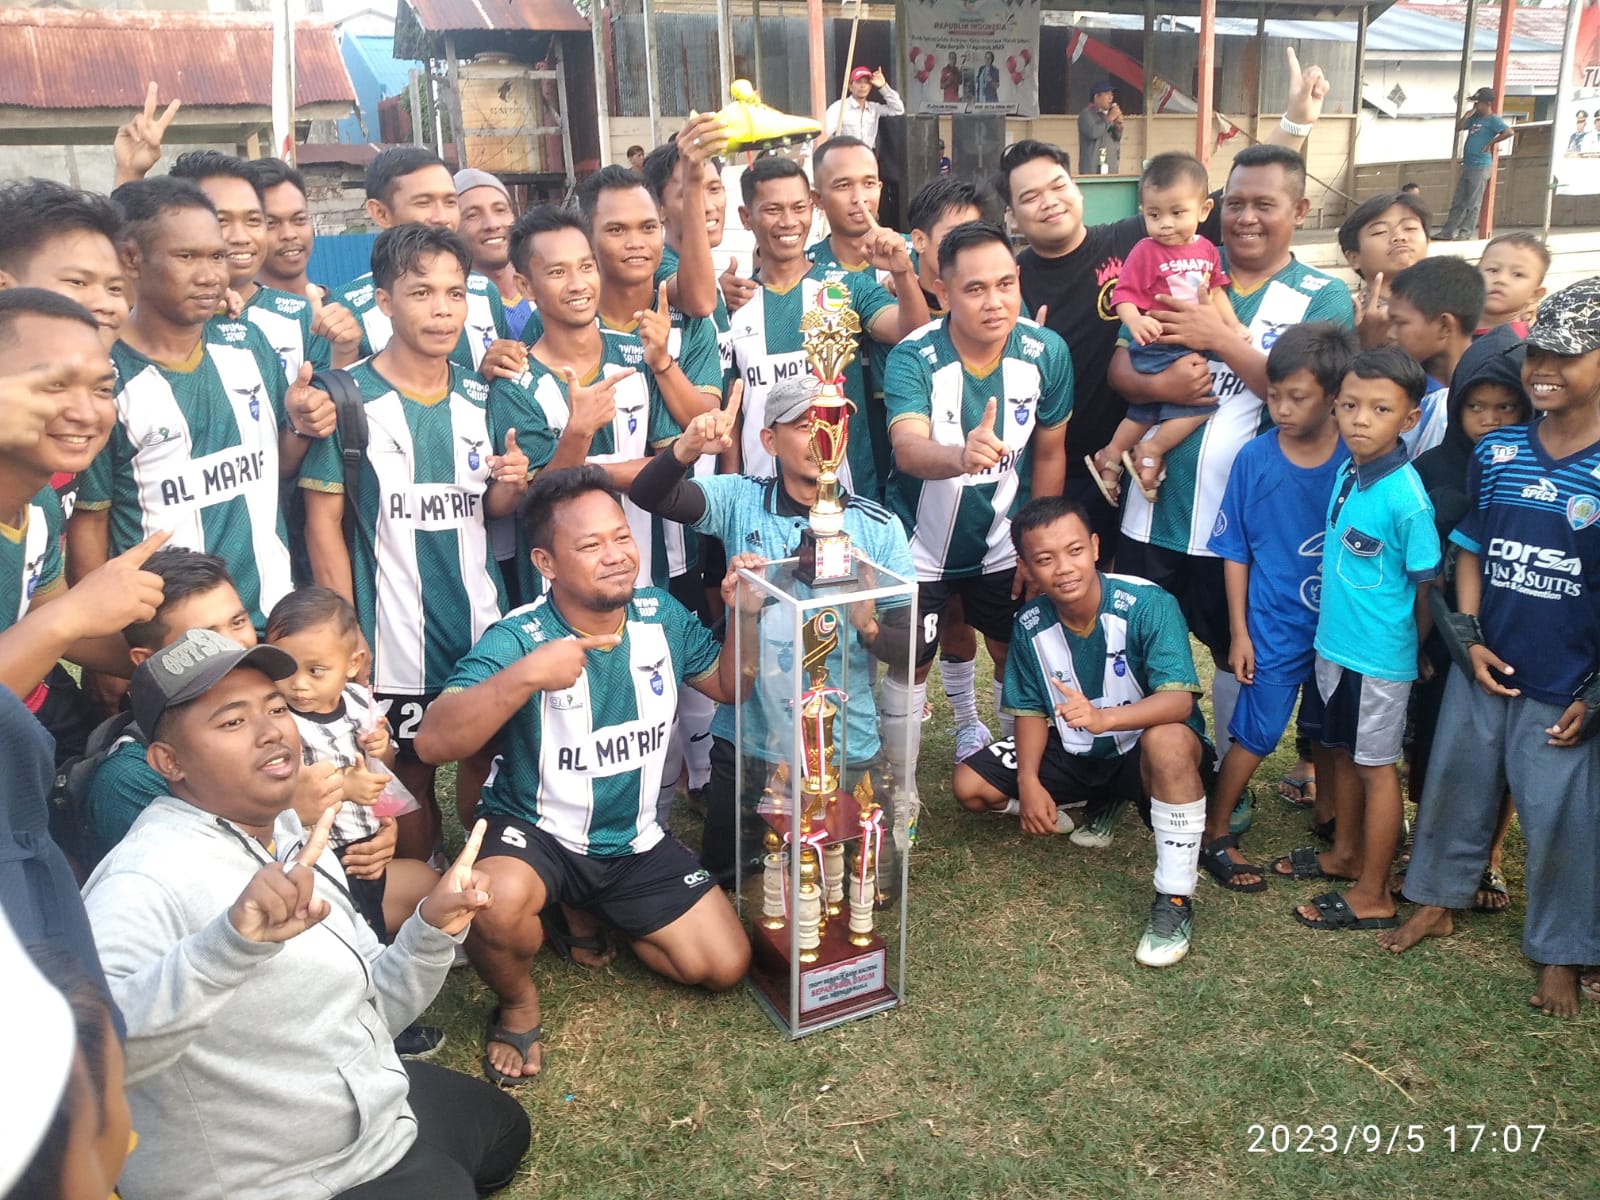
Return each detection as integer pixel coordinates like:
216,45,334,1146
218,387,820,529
45,710,139,879
311,367,369,548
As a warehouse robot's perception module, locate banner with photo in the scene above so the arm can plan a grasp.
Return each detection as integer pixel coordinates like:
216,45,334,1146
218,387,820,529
1551,0,1600,194
901,0,1040,118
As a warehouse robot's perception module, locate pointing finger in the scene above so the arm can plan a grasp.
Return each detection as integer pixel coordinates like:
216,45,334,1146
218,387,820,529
980,397,998,433
723,378,744,430
575,633,623,650
657,281,670,315
291,802,337,872
452,818,488,878
1035,304,1049,327
1285,45,1302,80
1049,677,1083,702
119,528,174,567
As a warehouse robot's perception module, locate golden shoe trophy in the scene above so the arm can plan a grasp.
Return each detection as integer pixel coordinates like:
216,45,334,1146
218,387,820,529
795,283,862,586
713,80,822,153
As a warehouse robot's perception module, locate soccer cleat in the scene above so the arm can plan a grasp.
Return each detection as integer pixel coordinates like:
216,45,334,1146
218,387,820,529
1228,791,1253,836
394,1024,447,1059
1070,796,1128,848
714,80,822,152
1135,893,1193,967
954,719,992,763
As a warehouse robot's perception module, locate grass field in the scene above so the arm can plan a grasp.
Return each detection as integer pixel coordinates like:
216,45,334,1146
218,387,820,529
422,649,1600,1199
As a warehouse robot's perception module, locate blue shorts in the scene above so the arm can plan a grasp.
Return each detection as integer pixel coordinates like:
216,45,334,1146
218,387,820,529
1227,676,1303,758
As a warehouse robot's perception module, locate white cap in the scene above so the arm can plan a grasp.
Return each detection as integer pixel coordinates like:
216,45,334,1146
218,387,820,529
0,904,75,1194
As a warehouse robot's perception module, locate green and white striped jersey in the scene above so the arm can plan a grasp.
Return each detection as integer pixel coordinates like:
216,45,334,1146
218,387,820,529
234,285,332,380
1120,256,1355,556
488,326,679,599
884,317,1074,580
727,266,893,500
446,587,721,856
330,270,508,372
0,486,63,630
79,321,292,629
299,360,506,695
658,244,734,381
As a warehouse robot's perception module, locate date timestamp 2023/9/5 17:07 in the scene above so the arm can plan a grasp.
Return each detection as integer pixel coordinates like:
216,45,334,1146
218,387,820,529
1246,1123,1547,1154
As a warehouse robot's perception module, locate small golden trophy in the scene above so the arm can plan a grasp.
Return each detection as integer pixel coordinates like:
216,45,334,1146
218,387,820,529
796,284,862,585
797,608,846,829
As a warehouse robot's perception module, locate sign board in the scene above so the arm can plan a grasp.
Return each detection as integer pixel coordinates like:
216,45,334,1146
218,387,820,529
1550,0,1600,194
900,0,1040,118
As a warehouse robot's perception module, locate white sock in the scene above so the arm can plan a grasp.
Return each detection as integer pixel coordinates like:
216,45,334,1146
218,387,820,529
993,676,1014,738
879,675,926,790
1150,797,1204,897
679,686,715,789
941,656,979,727
1211,670,1240,765
999,797,1021,816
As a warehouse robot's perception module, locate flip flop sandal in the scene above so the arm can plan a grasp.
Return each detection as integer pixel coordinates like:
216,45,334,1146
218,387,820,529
1292,890,1400,931
1276,774,1316,808
1581,974,1600,1003
1472,867,1511,913
1120,450,1161,502
540,905,611,968
1199,834,1268,893
482,1007,543,1089
1083,454,1121,506
1271,845,1350,881
1309,816,1336,843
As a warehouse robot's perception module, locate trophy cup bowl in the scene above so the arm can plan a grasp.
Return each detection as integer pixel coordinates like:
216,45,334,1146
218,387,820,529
796,286,861,586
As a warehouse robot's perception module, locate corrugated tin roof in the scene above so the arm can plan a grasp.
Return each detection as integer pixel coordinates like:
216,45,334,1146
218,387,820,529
1398,1,1571,48
0,9,356,111
403,0,587,36
1081,7,1553,52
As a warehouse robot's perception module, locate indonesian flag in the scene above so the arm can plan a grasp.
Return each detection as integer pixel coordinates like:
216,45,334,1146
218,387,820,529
1066,28,1198,114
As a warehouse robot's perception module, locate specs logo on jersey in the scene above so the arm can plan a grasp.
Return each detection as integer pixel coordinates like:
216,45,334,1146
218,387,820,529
234,384,263,422
1521,478,1560,503
1568,494,1600,531
638,654,667,696
462,436,485,471
620,403,644,435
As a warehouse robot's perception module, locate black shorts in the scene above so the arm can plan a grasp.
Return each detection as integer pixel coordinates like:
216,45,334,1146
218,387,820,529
916,570,1021,667
1112,537,1231,664
962,732,1145,818
336,842,390,942
374,691,441,764
478,814,715,938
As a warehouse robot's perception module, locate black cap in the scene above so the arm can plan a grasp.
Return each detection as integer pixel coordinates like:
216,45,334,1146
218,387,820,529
130,628,297,741
1471,87,1496,103
1527,277,1600,357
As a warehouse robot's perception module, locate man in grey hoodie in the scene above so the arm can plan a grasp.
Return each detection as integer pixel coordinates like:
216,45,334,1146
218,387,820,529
82,628,531,1199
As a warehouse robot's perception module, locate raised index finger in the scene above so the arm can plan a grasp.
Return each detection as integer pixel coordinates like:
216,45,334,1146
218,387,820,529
1049,677,1082,701
293,802,338,871
452,818,488,876
118,527,173,566
722,378,744,429
142,80,159,123
1285,45,1302,81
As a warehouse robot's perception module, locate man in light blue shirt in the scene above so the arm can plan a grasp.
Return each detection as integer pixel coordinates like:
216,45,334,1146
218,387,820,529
1437,87,1512,240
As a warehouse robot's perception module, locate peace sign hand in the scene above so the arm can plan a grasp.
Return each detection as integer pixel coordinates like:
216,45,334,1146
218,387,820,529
114,82,182,184
1357,272,1390,349
1050,677,1107,735
674,378,742,462
228,804,336,944
419,819,494,935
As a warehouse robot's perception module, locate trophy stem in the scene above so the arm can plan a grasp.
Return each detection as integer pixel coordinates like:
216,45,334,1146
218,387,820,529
824,843,845,917
849,851,876,948
797,847,822,964
761,832,786,931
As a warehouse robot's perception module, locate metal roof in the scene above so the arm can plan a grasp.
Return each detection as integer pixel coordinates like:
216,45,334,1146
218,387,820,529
346,34,420,99
0,8,355,111
1399,1,1572,48
401,0,588,36
1044,0,1398,23
1078,6,1554,53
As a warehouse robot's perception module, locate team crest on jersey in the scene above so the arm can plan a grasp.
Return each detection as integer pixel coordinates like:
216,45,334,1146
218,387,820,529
1492,444,1519,464
1522,478,1560,502
1211,512,1228,539
1109,649,1128,678
470,324,495,350
621,403,644,435
462,436,484,471
234,384,263,421
275,347,295,374
1019,334,1045,360
1567,494,1600,531
1013,404,1030,427
1258,320,1289,351
774,639,794,671
638,654,667,696
24,550,44,599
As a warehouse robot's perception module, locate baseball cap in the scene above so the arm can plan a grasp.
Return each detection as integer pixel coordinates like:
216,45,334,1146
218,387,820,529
1091,80,1115,95
851,66,873,82
765,376,823,427
1471,86,1496,102
130,627,298,741
1525,277,1600,357
453,167,510,200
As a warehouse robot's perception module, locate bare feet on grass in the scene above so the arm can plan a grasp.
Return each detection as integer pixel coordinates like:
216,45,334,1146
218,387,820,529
1529,965,1582,1018
1377,904,1454,952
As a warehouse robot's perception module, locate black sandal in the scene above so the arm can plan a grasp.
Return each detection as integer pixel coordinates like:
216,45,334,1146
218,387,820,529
1199,834,1268,893
540,904,611,967
1271,845,1350,881
482,1007,542,1088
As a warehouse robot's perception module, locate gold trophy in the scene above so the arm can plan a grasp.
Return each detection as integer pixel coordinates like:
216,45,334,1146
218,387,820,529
796,284,862,585
797,608,845,831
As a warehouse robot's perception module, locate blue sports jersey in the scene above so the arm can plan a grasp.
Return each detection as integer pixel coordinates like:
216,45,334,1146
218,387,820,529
1451,422,1600,706
1208,431,1349,683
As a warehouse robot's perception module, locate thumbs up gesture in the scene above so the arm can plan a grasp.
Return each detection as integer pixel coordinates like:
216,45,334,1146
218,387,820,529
636,281,674,373
719,258,758,314
286,361,335,438
309,289,363,366
487,427,530,489
961,397,1007,474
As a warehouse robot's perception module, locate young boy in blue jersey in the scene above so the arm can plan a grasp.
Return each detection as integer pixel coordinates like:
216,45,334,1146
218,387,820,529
954,496,1211,968
1201,322,1356,890
1379,280,1600,1017
629,374,919,886
1384,255,1484,457
1279,346,1441,933
415,467,760,1086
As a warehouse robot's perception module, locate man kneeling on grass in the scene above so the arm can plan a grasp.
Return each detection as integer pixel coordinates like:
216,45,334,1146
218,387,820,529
953,496,1211,967
414,466,760,1086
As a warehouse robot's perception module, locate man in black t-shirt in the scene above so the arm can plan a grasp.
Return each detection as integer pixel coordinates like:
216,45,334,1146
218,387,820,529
1005,48,1330,559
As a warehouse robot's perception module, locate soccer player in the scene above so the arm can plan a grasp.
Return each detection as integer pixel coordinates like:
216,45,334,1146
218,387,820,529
68,177,333,632
414,467,759,1086
885,222,1071,771
327,147,518,376
246,157,319,299
169,150,362,376
629,375,917,884
727,155,927,499
906,178,991,315
954,496,1211,967
0,179,127,351
640,112,730,322
301,224,524,862
455,168,532,340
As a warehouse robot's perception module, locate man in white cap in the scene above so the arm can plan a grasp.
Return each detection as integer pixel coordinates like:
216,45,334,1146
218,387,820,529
455,167,533,340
